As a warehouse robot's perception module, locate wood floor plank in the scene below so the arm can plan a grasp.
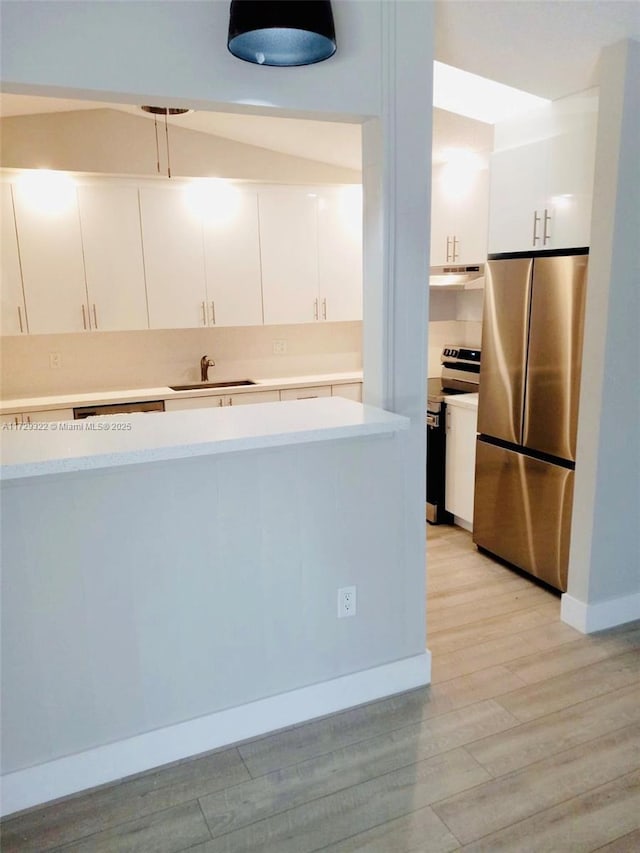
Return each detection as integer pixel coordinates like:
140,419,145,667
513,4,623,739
428,604,559,655
595,827,640,851
431,723,640,845
202,701,515,836
428,586,555,633
193,749,487,853
430,632,540,683
236,681,516,778
467,683,640,777
316,804,461,852
55,801,211,853
497,649,640,722
504,626,640,684
461,769,640,852
0,747,248,852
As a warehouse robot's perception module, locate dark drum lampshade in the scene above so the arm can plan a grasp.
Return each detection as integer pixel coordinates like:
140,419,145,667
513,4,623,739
227,0,336,67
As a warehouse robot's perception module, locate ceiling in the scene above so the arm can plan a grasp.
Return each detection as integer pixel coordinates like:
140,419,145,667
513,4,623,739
0,1,637,171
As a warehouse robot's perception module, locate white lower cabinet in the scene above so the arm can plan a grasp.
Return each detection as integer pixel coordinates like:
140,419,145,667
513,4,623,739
445,400,478,528
1,408,74,425
332,382,362,402
164,390,279,411
279,385,332,401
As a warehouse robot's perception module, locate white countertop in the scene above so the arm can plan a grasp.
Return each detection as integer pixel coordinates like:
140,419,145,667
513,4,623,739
0,371,362,414
445,393,479,411
0,397,408,482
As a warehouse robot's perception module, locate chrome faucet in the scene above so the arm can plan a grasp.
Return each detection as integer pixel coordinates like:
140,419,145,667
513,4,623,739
200,355,215,382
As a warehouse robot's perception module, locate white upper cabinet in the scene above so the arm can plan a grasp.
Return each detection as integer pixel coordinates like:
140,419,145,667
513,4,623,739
259,186,363,325
1,184,27,335
430,163,489,266
77,185,149,331
488,90,598,255
202,188,263,327
12,176,88,334
259,189,319,325
139,185,208,329
316,186,363,321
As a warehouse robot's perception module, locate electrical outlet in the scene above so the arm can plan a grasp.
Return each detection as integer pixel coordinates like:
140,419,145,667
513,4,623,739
272,340,287,355
49,353,62,369
338,586,357,618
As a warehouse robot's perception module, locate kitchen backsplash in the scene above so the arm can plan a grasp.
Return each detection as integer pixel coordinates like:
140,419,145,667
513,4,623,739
0,322,362,399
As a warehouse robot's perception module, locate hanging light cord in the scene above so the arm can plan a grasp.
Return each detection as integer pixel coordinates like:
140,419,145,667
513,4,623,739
153,116,161,174
164,113,172,179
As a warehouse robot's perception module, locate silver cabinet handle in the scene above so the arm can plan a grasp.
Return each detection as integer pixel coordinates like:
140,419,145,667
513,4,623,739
314,298,319,320
446,236,451,262
218,397,224,407
26,415,31,423
82,304,87,330
201,301,207,325
229,397,233,406
532,210,541,245
322,298,327,320
543,208,551,245
14,416,19,425
92,304,98,329
17,305,24,333
452,235,459,261
210,300,216,325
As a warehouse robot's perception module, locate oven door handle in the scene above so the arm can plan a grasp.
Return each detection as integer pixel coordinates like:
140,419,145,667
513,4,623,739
426,413,440,428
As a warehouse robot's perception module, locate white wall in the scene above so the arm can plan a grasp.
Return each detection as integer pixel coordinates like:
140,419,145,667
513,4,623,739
0,322,362,398
0,0,435,810
563,39,640,633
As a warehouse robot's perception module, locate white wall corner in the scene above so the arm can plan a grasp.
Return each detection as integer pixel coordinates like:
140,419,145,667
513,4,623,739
0,650,431,818
561,591,640,634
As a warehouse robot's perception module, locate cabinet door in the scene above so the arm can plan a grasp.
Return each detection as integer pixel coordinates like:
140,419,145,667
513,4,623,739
445,404,478,525
487,140,549,255
545,117,597,249
25,408,75,423
453,167,490,264
259,190,319,325
228,390,279,406
317,187,362,321
430,163,460,265
332,382,362,402
139,186,207,329
280,385,331,401
202,189,263,327
1,184,27,335
77,185,149,331
164,395,225,411
12,180,88,334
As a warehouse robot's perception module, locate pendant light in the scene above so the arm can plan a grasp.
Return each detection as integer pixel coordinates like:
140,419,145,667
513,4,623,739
140,106,191,178
228,0,336,67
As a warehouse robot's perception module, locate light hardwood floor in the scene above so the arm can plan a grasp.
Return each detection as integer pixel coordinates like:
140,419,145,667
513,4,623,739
3,524,639,852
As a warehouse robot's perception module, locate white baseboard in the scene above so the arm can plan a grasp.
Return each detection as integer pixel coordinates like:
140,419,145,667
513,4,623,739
0,651,431,818
561,592,640,634
453,516,473,533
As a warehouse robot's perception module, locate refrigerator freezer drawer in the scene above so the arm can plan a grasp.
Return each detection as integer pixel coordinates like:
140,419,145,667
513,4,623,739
473,439,574,591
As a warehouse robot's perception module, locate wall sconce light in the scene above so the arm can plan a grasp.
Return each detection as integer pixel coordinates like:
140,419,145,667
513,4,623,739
228,1,336,67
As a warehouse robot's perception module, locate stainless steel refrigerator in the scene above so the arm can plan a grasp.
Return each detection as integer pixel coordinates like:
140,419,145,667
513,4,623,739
473,251,588,591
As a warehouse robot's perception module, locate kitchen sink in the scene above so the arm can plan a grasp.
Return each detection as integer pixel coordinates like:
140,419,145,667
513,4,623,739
169,380,256,391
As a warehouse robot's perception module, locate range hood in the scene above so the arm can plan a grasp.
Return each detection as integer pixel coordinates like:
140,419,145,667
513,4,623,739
429,263,485,289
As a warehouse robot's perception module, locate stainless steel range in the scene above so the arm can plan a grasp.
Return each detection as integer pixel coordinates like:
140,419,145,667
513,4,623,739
426,346,481,524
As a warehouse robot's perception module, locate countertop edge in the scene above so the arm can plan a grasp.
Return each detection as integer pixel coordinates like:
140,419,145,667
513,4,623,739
0,398,409,482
